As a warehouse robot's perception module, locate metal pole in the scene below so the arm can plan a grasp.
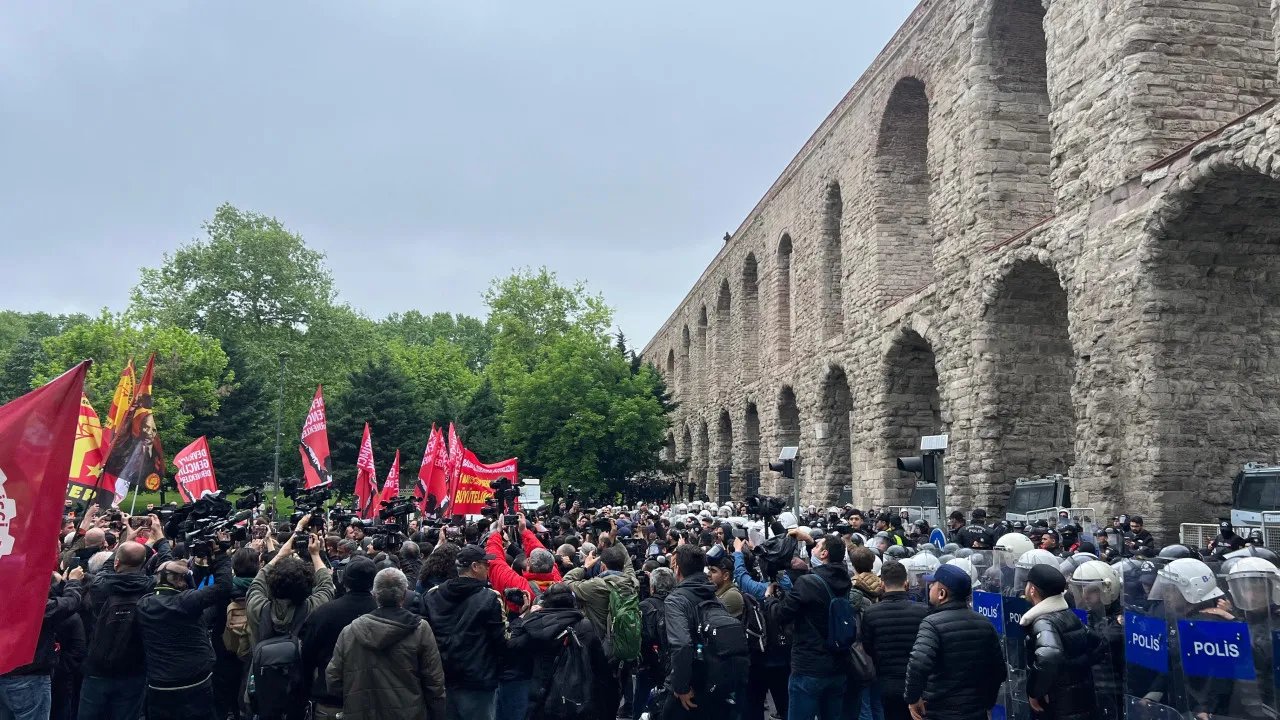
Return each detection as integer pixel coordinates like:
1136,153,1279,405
272,352,287,518
932,451,947,525
793,458,801,512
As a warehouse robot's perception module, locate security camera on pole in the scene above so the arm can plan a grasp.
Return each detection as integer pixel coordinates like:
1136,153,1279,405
897,434,947,526
769,446,799,511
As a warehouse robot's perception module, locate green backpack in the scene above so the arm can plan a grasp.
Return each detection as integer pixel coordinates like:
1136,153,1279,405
604,583,641,662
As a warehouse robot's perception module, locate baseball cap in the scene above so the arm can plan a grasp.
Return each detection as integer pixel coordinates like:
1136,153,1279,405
456,544,497,568
932,563,972,599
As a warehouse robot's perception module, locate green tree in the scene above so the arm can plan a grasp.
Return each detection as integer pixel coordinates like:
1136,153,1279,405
326,356,430,496
458,377,505,462
0,311,90,402
186,347,275,491
380,311,494,372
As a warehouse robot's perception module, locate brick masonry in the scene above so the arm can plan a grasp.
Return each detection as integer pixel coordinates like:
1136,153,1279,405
640,0,1280,538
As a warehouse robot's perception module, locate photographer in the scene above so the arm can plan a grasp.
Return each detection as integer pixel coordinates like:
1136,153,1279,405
246,513,335,647
485,514,562,602
0,568,84,720
134,538,233,720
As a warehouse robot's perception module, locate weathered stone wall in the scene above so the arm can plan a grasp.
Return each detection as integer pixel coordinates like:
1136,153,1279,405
641,0,1278,538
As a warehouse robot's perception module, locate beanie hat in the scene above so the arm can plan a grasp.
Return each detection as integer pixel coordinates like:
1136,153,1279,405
343,557,377,592
1027,563,1067,597
933,563,972,599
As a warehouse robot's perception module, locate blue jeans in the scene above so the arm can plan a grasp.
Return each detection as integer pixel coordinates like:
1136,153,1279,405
447,687,496,720
495,679,530,720
0,675,52,720
78,676,145,720
787,674,845,720
859,683,883,720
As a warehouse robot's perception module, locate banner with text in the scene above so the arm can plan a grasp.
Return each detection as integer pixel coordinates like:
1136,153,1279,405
173,436,218,503
299,386,332,489
449,449,518,516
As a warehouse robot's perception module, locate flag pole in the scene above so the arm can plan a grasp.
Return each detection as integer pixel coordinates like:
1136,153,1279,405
272,351,288,519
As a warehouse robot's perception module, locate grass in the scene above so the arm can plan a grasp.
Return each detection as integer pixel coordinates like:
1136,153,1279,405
116,488,296,516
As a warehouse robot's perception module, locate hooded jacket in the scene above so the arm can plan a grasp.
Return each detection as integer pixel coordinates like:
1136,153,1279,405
775,563,853,678
422,576,508,690
662,572,720,695
326,607,446,720
299,589,377,704
246,563,335,645
562,547,638,638
519,607,607,718
83,570,154,678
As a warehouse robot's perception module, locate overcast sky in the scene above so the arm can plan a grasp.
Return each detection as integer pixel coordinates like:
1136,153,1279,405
1,2,917,346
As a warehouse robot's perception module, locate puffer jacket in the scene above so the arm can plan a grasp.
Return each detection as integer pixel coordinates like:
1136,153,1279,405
1021,594,1099,720
775,563,853,678
904,598,1006,720
326,607,446,720
662,572,719,695
562,548,637,638
422,576,508,690
861,590,927,701
519,607,607,718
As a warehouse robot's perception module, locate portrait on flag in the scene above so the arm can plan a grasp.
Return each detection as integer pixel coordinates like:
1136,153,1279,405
65,394,107,505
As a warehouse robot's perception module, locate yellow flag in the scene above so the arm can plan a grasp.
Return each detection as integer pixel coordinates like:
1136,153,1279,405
102,358,135,450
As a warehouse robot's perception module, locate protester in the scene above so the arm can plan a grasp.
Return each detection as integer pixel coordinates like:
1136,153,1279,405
423,544,508,720
861,561,926,720
706,544,744,618
562,542,638,720
520,584,607,720
1,569,84,720
662,544,729,720
327,568,446,720
1020,564,1098,720
298,557,378,720
247,518,335,645
78,542,151,720
904,563,1006,720
775,534,856,720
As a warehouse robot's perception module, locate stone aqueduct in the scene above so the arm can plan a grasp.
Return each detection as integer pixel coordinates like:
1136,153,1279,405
639,0,1280,536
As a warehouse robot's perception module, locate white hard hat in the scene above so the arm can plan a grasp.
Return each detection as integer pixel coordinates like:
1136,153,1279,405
1227,556,1280,611
1069,560,1121,606
872,554,883,576
1014,549,1063,590
1152,557,1225,605
778,512,798,531
946,557,981,585
995,533,1035,567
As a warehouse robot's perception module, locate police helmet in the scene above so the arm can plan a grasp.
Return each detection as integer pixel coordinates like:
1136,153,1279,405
995,532,1035,567
1151,557,1225,605
1227,556,1280,611
1069,560,1121,607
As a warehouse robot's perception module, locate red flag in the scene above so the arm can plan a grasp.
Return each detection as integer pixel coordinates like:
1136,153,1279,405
98,354,163,506
354,423,378,519
444,423,463,517
0,361,89,674
173,436,218,503
380,449,401,507
101,359,135,451
417,425,447,515
449,448,519,516
65,394,107,505
299,386,332,489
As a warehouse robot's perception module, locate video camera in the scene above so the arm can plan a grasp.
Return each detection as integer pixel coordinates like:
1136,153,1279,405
290,485,332,530
746,494,786,519
177,491,254,556
489,476,523,527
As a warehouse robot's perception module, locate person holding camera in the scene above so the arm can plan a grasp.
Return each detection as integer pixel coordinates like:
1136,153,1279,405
246,513,335,647
298,557,379,720
562,530,638,720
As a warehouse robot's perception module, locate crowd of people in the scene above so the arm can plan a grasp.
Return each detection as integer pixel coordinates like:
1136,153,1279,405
6,495,1278,720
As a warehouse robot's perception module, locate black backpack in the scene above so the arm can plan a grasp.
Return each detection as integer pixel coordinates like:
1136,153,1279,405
696,599,750,700
761,596,793,656
541,624,595,720
86,591,144,674
640,595,668,674
246,604,308,720
740,593,767,656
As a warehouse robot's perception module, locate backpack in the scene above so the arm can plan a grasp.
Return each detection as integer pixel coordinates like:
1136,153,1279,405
604,582,641,662
740,592,767,656
812,575,856,653
246,604,308,720
639,596,668,674
223,597,252,659
86,591,143,674
541,625,595,720
696,599,750,700
762,596,793,655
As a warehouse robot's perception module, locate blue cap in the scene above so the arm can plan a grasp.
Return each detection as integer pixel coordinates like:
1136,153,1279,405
933,563,972,599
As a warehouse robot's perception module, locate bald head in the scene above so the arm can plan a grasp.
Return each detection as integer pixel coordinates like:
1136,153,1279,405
84,528,105,549
115,541,147,572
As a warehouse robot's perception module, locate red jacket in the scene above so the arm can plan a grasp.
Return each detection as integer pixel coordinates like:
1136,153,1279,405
486,528,563,602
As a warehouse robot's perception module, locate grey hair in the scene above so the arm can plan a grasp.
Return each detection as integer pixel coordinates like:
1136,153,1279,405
400,541,421,559
373,567,409,608
580,542,597,557
338,539,358,554
650,567,676,597
528,548,555,574
87,551,114,574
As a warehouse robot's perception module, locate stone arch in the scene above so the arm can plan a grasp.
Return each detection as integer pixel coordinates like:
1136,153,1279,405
977,0,1052,235
716,280,732,386
665,348,676,387
715,410,733,502
697,420,711,499
977,258,1075,512
1138,165,1280,521
880,330,943,506
776,386,802,496
680,325,691,396
820,183,845,339
696,306,709,396
817,366,854,505
664,432,677,464
775,234,794,361
681,424,695,499
743,403,762,496
742,253,760,379
874,77,935,300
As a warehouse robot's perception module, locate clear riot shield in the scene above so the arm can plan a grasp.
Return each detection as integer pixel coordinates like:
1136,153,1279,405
1220,556,1280,719
1002,559,1035,720
902,555,929,604
1067,560,1124,720
970,555,1006,720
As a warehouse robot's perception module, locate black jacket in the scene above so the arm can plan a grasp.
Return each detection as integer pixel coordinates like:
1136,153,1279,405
862,590,927,700
4,580,83,676
662,572,719,695
904,599,1006,720
135,555,232,687
519,607,606,719
1022,598,1099,720
775,563,852,678
422,576,507,691
298,589,377,703
83,570,154,678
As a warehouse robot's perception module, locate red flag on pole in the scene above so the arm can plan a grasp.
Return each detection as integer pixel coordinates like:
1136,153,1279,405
65,394,107,505
299,386,332,489
418,425,447,515
380,449,401,507
449,449,519,516
98,354,163,506
413,424,431,505
101,359,135,451
0,360,89,675
444,423,463,517
173,436,219,503
354,423,378,519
